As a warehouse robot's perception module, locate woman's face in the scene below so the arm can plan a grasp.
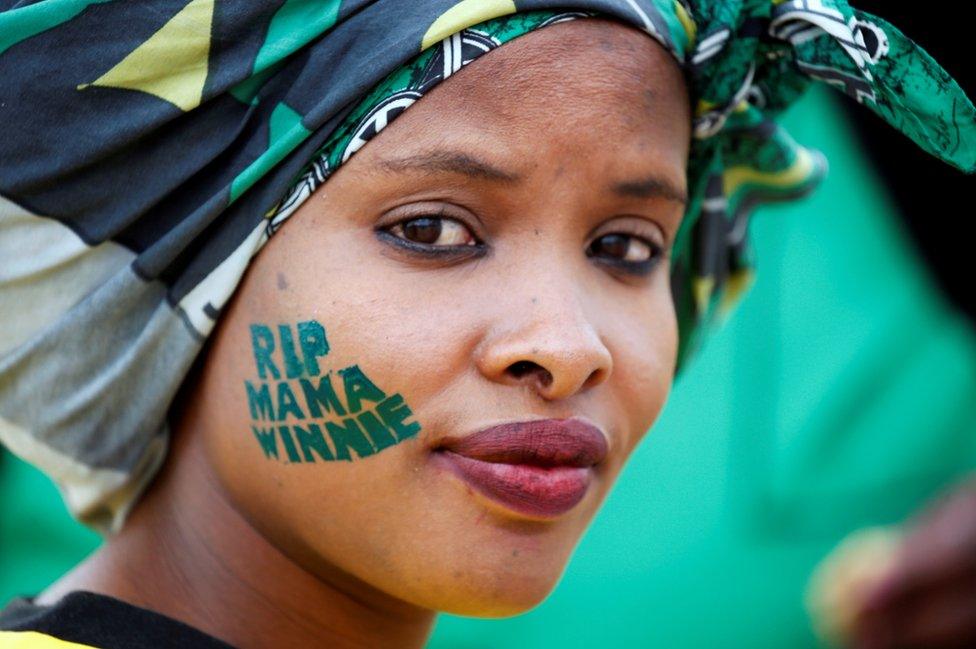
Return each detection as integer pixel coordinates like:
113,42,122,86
199,19,690,616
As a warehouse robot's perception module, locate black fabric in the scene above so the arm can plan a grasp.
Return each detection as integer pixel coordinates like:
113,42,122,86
0,591,234,649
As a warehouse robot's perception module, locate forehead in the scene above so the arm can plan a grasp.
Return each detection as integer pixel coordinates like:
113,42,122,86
355,18,691,172
449,18,687,105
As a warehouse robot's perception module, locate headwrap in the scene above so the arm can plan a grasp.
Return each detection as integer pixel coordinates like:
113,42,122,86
1,0,973,532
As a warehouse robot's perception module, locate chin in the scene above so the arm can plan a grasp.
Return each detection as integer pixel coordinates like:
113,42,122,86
437,587,556,618
418,559,566,618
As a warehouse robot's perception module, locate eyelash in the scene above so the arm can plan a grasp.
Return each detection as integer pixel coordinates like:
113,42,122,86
588,234,665,276
377,214,665,276
375,212,487,260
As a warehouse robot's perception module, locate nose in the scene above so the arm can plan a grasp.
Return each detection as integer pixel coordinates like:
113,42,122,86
475,284,613,401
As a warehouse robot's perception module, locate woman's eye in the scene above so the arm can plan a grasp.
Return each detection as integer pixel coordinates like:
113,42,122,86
388,217,476,247
588,233,656,264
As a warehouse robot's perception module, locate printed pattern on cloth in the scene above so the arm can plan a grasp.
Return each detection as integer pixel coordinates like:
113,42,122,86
0,0,973,532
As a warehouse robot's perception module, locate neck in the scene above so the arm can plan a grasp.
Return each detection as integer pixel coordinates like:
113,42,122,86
41,410,435,649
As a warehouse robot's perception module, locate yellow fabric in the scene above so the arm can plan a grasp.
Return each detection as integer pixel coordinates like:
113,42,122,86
723,146,817,197
79,0,215,111
0,631,99,649
673,0,697,44
421,0,516,49
693,276,716,314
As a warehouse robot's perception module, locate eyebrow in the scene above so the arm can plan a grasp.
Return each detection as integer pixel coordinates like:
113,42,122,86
377,150,520,183
611,177,687,205
377,149,687,204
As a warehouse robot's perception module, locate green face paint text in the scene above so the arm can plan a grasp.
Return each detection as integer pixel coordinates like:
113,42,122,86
245,320,421,463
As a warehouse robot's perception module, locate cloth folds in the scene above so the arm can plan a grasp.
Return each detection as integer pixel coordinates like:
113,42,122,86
0,0,973,532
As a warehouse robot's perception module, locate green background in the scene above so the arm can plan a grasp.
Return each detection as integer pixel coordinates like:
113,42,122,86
3,87,975,647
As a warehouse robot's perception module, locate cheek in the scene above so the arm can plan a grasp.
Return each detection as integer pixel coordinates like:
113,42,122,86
231,245,440,456
196,238,446,586
605,275,678,454
279,256,471,440
251,218,468,406
199,217,480,554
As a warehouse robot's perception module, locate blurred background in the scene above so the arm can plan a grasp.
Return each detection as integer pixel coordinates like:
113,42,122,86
2,3,974,646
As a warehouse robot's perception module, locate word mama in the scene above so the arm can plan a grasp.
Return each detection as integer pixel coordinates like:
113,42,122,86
245,320,420,463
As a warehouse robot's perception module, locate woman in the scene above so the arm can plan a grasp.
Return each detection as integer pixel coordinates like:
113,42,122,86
0,1,972,647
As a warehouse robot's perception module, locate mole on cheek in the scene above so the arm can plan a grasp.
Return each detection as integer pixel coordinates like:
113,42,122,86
242,319,422,465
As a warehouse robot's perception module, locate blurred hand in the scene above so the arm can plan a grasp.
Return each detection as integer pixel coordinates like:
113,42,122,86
853,477,976,649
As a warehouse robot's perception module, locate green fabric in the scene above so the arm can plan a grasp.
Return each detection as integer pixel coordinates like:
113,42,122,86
427,87,976,649
261,2,976,368
252,0,342,74
0,0,110,55
2,1,974,531
4,88,975,646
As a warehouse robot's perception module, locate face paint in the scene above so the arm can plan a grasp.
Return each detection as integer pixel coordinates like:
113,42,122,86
245,320,421,463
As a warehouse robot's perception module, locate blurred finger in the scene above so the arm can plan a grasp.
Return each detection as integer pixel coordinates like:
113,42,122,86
861,484,976,615
894,587,976,649
855,576,976,649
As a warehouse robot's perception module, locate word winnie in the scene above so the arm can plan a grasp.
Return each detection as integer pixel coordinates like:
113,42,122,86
245,320,420,463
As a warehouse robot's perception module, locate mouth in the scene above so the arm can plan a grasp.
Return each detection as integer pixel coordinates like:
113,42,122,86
433,418,609,520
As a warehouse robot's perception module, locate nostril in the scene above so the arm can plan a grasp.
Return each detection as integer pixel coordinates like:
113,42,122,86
507,360,553,388
583,367,607,389
508,360,533,377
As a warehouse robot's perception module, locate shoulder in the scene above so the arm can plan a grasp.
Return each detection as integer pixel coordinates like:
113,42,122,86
0,592,233,649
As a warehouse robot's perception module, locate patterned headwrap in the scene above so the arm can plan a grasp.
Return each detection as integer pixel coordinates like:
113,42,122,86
1,0,973,532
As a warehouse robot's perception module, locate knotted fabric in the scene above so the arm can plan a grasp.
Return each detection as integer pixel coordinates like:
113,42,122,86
0,0,973,531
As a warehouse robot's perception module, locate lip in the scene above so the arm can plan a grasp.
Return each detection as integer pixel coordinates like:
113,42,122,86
434,419,608,519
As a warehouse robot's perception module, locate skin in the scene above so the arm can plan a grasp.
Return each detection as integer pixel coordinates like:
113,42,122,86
41,19,691,649
853,477,976,649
